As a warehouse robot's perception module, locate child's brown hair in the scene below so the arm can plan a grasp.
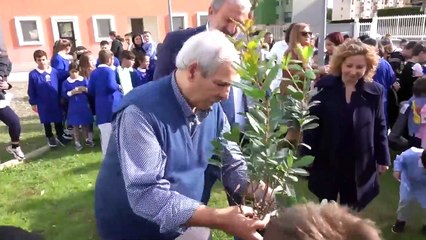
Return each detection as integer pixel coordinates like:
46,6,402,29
33,50,47,61
413,77,426,97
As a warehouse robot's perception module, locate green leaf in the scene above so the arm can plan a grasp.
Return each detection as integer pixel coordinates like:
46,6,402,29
302,122,319,131
246,113,263,134
287,64,304,72
291,168,309,176
247,40,258,50
291,92,304,101
233,81,266,100
208,158,223,168
263,64,281,91
293,155,315,168
223,124,241,143
305,70,317,80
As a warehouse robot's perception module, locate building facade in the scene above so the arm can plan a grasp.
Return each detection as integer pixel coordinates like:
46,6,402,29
0,0,210,72
332,0,407,21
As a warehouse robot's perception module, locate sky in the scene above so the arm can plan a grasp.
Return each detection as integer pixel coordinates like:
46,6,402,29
328,0,333,8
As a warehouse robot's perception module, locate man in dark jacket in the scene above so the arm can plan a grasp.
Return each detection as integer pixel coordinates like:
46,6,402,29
109,31,123,59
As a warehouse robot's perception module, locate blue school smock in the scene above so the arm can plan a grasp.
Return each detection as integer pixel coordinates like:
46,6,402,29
27,67,63,124
88,64,122,125
61,76,94,126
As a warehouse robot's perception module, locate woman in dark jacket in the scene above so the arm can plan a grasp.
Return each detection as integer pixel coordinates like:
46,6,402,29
301,39,391,211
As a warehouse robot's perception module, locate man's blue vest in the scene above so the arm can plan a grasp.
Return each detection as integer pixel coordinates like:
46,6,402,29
94,75,225,239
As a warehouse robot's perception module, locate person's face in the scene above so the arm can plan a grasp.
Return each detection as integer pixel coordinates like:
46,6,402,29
299,26,312,46
134,36,143,45
325,39,336,55
402,47,413,59
140,56,150,69
35,56,48,69
70,70,79,79
400,42,407,49
101,44,109,51
89,54,96,68
192,63,238,110
418,51,426,62
142,33,151,43
341,55,367,84
264,34,273,44
208,1,250,36
121,58,135,68
125,36,131,45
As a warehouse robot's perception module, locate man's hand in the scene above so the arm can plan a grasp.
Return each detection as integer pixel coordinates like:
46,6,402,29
187,205,270,240
215,206,270,240
393,171,401,182
378,164,389,174
247,181,275,205
392,82,400,91
31,105,38,113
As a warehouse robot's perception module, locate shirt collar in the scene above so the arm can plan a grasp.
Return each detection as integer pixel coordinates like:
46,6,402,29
171,71,211,121
67,76,84,83
35,66,52,74
98,64,110,68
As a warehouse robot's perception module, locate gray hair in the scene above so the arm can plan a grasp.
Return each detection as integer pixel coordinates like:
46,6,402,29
211,0,252,11
175,30,240,77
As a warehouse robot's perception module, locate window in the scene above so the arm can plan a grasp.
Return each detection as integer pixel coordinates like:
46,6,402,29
50,16,82,46
92,15,116,42
171,13,188,31
283,12,292,23
14,16,44,46
286,0,290,5
196,12,208,26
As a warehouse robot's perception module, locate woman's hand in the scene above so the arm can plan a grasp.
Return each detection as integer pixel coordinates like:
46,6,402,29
0,79,9,90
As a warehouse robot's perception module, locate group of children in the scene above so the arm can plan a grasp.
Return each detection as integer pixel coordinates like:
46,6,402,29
27,38,155,155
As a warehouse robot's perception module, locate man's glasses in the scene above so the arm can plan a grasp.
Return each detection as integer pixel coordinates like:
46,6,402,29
300,31,313,37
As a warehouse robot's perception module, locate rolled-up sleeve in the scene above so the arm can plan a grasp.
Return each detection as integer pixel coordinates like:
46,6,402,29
116,105,201,233
219,118,249,194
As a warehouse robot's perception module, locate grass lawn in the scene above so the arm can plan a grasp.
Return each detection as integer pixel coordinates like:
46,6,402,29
0,118,425,239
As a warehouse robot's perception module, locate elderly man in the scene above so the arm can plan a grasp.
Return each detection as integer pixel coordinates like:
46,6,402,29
154,0,252,207
94,30,268,240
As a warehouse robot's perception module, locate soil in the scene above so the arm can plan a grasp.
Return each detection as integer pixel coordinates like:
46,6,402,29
8,81,36,119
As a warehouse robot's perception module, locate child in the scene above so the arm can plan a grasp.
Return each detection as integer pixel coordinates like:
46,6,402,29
134,52,152,85
61,63,94,151
116,50,141,95
28,50,68,147
89,50,122,156
96,41,120,69
392,147,426,234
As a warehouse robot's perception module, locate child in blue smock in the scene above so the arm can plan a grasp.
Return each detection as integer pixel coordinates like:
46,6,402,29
134,52,152,85
392,147,426,234
88,50,122,156
28,50,68,147
61,63,94,151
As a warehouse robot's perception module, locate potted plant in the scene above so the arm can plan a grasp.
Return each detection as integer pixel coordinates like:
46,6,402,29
210,4,319,226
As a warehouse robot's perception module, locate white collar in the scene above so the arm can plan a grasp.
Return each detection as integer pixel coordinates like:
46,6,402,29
137,67,147,73
117,66,134,72
67,76,84,83
98,64,110,68
35,66,52,74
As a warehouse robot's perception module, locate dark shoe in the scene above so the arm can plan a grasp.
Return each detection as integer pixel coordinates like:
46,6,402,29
85,139,95,148
392,220,406,233
421,225,426,235
56,136,69,146
62,132,73,140
47,137,57,147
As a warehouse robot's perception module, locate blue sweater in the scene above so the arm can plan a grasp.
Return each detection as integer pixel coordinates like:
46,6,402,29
94,75,225,239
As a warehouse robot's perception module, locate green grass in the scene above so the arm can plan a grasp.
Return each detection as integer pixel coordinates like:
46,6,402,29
0,120,425,239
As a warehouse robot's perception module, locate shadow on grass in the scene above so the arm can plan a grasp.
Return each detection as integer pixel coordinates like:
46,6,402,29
64,161,102,175
11,190,99,240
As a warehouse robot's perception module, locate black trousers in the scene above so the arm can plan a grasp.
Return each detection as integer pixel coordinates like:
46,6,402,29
0,106,21,142
43,122,64,138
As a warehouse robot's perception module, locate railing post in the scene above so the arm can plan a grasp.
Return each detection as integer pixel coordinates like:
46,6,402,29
422,15,426,40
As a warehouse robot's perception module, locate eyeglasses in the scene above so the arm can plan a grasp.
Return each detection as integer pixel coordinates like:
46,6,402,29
300,31,313,37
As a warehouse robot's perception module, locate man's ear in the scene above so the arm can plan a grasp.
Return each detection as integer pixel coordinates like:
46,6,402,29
187,63,198,81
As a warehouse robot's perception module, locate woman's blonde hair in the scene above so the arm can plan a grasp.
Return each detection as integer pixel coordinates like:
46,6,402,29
329,39,379,81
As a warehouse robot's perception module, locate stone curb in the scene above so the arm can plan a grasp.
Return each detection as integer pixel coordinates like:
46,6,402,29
0,145,50,171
